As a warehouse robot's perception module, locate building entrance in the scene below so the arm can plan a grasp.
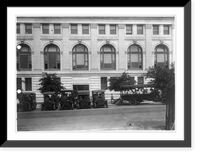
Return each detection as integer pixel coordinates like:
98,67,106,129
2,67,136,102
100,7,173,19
73,85,89,91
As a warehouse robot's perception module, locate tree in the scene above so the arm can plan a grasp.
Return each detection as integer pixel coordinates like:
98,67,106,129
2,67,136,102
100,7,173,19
107,71,136,92
38,73,65,93
144,64,175,130
143,63,175,97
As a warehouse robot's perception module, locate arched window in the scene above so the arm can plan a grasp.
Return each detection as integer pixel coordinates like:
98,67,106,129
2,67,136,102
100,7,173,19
72,44,88,70
17,44,32,71
100,44,116,70
154,44,169,68
44,44,60,70
127,44,142,70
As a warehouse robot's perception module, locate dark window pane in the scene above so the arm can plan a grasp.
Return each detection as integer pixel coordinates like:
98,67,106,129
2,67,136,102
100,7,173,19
17,78,22,90
71,24,78,34
101,77,107,90
49,53,57,68
110,25,116,34
20,55,29,68
99,25,105,34
82,24,89,34
126,25,132,34
137,25,143,34
17,24,20,34
153,25,159,35
25,78,32,91
54,24,61,34
164,25,170,35
25,24,32,34
42,24,49,34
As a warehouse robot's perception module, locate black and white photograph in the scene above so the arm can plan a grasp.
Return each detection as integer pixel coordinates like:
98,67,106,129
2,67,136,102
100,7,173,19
3,4,192,149
16,15,175,132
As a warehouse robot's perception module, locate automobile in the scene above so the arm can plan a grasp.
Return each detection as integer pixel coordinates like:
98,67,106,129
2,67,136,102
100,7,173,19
17,91,37,112
92,90,108,108
120,84,166,105
76,90,91,109
41,92,59,111
58,90,77,110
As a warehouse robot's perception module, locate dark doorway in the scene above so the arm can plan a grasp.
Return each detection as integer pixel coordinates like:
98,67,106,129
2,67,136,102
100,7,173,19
73,85,89,91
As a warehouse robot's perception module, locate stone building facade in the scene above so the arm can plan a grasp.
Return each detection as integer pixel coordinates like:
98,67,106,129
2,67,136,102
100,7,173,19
16,16,175,102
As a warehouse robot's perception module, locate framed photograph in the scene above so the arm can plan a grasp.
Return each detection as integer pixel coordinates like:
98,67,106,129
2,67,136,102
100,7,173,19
3,1,191,147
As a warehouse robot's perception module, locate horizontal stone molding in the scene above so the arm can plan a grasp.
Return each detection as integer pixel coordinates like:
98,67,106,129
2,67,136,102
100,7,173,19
69,36,91,40
90,24,97,29
40,36,63,40
61,23,69,28
118,24,125,29
17,36,34,40
151,38,172,41
125,37,145,40
97,36,119,40
145,24,152,29
33,23,41,28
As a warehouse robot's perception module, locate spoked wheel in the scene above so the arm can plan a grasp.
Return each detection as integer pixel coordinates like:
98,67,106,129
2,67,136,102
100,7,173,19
129,99,137,105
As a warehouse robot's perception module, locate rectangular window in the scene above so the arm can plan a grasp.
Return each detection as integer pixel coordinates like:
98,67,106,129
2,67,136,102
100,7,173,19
99,25,105,34
110,25,116,34
49,53,57,69
82,24,89,34
126,25,132,34
153,25,159,35
101,77,107,90
25,24,32,34
42,24,49,34
73,53,88,70
137,25,143,35
17,23,20,34
137,77,144,84
44,53,60,70
54,24,61,34
25,78,32,91
128,53,142,70
17,78,22,90
100,53,116,70
163,25,170,35
20,55,29,69
71,24,78,34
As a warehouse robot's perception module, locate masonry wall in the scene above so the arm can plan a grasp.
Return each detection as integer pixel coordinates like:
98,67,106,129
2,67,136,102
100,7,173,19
16,17,175,103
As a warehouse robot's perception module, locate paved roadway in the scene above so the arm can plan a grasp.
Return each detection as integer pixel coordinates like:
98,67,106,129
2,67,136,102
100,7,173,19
17,102,166,131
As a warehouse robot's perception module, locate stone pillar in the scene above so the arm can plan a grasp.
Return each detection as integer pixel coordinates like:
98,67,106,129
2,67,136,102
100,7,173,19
145,24,153,69
62,23,71,71
32,23,42,71
160,25,163,36
118,24,126,71
21,77,25,91
133,24,137,36
90,23,99,71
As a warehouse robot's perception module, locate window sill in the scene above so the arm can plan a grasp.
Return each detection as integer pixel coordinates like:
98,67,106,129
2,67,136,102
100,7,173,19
44,69,60,71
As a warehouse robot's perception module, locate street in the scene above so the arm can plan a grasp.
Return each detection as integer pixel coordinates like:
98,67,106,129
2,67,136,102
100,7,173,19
17,102,166,131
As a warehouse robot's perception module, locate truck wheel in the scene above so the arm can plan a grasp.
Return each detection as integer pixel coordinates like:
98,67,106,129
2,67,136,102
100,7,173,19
129,99,136,105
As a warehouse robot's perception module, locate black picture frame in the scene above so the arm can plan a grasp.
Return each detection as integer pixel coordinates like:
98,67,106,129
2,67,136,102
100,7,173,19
2,1,191,148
